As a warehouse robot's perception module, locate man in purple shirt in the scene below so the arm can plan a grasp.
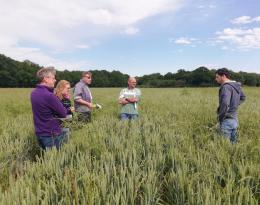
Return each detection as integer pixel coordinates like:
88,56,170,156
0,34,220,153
31,67,68,150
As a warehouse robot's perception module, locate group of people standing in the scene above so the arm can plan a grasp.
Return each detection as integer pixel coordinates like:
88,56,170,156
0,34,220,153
30,67,141,150
30,67,245,150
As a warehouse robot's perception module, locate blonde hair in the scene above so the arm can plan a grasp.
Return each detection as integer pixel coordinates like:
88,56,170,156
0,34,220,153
54,80,70,100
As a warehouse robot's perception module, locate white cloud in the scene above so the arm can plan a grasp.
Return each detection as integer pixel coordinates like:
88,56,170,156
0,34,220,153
0,0,183,47
216,28,260,50
231,16,260,24
0,0,183,69
254,16,260,22
174,38,192,44
122,27,139,35
47,60,93,71
172,37,197,45
197,4,216,9
0,44,92,70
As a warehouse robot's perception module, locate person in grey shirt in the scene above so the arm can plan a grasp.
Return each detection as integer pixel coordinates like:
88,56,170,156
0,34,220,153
73,71,95,122
215,68,246,143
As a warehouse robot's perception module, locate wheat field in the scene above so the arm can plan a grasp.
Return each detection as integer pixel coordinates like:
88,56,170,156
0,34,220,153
0,88,259,205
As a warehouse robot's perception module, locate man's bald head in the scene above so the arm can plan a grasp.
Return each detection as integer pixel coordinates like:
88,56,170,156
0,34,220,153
128,77,137,89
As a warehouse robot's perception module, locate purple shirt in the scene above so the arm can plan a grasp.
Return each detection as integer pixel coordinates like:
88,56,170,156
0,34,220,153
31,85,67,137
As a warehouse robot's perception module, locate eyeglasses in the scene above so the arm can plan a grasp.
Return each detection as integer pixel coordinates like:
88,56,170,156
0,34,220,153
83,76,92,79
46,76,56,80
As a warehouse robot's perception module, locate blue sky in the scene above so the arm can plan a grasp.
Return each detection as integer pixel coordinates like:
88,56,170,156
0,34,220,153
0,0,259,76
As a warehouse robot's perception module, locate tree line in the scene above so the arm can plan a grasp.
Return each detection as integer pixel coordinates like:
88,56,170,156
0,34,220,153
1,54,260,88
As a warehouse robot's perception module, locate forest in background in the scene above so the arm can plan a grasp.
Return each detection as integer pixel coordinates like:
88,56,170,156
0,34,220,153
1,54,260,88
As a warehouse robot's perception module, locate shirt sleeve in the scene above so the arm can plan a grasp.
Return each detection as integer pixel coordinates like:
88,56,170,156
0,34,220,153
119,89,125,99
48,94,67,118
74,83,83,100
218,85,231,122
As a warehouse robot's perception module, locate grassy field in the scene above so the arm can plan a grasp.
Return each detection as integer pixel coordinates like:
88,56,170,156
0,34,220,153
0,87,259,205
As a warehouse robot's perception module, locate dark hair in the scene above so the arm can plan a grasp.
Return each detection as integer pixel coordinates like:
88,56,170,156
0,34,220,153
215,68,231,79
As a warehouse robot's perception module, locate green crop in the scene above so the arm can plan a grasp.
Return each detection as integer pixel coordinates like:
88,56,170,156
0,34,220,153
0,88,259,205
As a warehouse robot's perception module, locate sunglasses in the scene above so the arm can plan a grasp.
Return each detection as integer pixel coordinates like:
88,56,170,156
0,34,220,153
46,76,56,80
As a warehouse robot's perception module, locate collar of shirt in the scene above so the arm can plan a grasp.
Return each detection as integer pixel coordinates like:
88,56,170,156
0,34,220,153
36,84,54,92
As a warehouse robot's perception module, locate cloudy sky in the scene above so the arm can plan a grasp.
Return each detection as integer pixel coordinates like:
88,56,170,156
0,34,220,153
0,0,259,75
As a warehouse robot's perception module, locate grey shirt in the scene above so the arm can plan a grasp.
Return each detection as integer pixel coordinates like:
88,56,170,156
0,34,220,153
217,81,246,123
73,80,93,113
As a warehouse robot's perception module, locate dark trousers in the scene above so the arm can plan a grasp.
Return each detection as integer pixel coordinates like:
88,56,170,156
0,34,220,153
78,112,91,122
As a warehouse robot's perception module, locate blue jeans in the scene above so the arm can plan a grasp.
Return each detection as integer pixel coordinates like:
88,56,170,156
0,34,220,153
37,128,70,150
120,113,139,121
220,118,238,143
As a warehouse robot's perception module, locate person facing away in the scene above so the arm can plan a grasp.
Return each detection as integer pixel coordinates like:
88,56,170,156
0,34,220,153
73,71,95,122
215,68,246,143
30,67,68,150
118,77,141,120
54,80,74,118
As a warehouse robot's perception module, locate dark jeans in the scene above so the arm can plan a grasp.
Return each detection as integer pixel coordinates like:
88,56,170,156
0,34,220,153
37,128,70,150
78,112,91,122
120,113,139,121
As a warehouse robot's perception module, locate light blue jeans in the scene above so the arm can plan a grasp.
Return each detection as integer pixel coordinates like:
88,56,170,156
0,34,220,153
220,118,238,143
